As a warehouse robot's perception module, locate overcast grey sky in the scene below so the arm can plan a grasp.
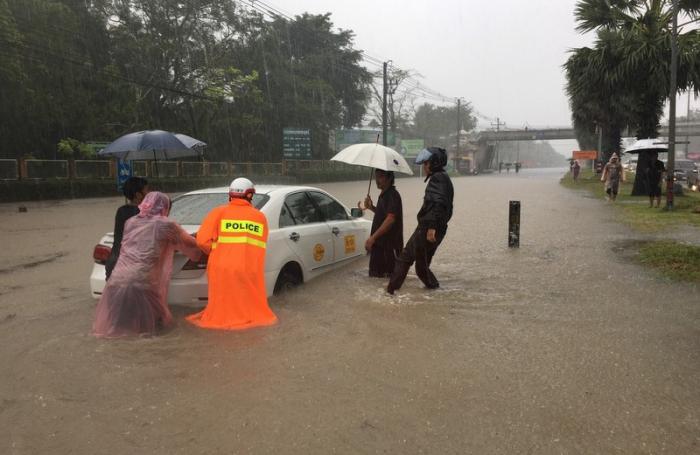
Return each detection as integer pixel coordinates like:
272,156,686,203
277,0,595,130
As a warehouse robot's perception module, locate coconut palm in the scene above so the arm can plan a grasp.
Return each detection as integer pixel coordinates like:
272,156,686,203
565,33,637,160
567,0,700,194
572,0,700,138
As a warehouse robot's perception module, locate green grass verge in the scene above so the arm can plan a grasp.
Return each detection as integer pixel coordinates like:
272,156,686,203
561,169,700,232
637,241,700,282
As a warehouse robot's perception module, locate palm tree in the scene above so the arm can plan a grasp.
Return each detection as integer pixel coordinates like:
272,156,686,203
567,0,700,194
565,36,636,161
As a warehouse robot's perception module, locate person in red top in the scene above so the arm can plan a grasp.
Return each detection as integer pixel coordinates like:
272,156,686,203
186,178,277,330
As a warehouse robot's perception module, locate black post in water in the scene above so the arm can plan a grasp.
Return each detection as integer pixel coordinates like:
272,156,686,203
508,201,520,248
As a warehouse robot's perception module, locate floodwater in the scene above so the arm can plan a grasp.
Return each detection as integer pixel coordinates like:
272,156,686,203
1,169,699,454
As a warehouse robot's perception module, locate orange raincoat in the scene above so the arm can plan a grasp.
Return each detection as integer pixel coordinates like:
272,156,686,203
186,198,277,330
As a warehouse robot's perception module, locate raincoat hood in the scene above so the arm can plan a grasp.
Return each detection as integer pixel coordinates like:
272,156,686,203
138,191,170,217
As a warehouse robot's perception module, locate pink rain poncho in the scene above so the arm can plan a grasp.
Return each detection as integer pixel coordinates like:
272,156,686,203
93,192,201,338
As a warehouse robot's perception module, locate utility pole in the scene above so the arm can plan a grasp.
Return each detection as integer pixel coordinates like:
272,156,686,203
382,61,388,146
491,117,505,169
456,98,461,159
597,123,603,171
686,91,691,157
666,0,679,210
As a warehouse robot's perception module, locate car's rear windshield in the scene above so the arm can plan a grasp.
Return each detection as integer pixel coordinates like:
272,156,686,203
169,193,269,225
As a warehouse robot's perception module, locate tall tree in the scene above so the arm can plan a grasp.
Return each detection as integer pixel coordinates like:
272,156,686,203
244,12,372,160
410,102,476,147
567,0,700,194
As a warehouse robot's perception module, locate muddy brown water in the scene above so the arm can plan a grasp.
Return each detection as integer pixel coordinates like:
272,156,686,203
1,169,699,454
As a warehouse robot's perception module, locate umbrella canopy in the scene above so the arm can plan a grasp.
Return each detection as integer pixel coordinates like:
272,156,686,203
98,130,205,160
624,138,667,154
330,143,414,175
175,133,207,151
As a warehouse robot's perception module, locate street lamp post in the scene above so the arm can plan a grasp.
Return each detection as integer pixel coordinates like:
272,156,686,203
666,0,679,210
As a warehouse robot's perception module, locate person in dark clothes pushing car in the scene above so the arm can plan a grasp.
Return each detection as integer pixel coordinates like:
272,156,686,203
387,147,453,295
361,169,403,278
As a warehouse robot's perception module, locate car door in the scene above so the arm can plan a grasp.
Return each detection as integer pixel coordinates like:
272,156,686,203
280,191,334,276
307,191,365,265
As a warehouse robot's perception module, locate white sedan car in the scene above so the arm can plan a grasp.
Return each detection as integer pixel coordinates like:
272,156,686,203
90,185,371,304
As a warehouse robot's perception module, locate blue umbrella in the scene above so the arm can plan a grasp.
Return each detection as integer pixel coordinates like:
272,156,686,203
174,133,207,152
98,130,206,160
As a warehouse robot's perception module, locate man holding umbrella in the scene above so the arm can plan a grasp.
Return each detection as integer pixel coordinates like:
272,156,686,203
362,169,403,278
329,141,414,278
387,147,453,295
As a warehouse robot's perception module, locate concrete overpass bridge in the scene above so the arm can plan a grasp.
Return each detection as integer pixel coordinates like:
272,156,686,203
469,122,700,170
475,122,700,142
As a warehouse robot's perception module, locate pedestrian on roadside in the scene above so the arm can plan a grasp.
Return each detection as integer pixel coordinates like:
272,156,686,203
387,147,453,295
187,178,277,330
361,169,403,278
601,153,625,202
646,151,666,208
93,192,201,338
105,177,149,280
572,160,581,182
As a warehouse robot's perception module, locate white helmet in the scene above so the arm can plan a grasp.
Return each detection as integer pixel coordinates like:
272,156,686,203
229,177,255,199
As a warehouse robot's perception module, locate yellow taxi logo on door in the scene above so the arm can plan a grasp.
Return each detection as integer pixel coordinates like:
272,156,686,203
313,243,325,261
344,235,356,254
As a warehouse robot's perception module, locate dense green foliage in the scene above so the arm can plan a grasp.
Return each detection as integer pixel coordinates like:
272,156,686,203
0,0,374,161
565,0,700,160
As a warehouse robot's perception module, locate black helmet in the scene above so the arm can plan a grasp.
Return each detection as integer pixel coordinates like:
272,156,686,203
415,147,447,172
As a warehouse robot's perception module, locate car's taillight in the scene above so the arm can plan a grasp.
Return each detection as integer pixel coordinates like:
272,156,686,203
93,245,111,265
182,254,208,270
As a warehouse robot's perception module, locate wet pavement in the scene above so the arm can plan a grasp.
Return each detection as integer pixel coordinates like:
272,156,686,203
1,168,699,454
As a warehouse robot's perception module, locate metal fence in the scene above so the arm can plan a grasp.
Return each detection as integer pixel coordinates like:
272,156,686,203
26,160,69,179
150,161,178,178
209,162,229,176
131,161,148,177
0,159,18,180
1,159,370,180
75,160,111,179
182,161,206,177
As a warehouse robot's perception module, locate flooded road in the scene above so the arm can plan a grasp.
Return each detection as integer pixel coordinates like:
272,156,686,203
1,169,699,454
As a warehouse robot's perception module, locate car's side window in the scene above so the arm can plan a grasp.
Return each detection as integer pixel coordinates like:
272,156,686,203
284,192,323,225
279,203,296,228
308,191,349,221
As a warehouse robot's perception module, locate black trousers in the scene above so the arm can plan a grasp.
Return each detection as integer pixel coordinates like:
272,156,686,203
369,244,399,278
388,226,446,291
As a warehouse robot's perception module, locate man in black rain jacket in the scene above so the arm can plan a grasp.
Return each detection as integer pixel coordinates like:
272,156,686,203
387,147,454,294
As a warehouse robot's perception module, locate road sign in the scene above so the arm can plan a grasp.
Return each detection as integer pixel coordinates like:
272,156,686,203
573,150,598,160
400,139,425,159
283,128,312,160
335,129,397,151
117,160,132,190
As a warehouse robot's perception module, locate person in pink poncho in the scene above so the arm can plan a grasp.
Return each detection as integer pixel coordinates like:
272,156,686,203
93,191,201,338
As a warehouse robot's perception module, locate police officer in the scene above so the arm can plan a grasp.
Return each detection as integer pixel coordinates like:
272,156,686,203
187,178,277,330
387,147,454,294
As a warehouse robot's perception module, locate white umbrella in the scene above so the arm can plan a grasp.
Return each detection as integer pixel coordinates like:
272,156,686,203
331,143,414,174
331,142,414,200
624,138,668,154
